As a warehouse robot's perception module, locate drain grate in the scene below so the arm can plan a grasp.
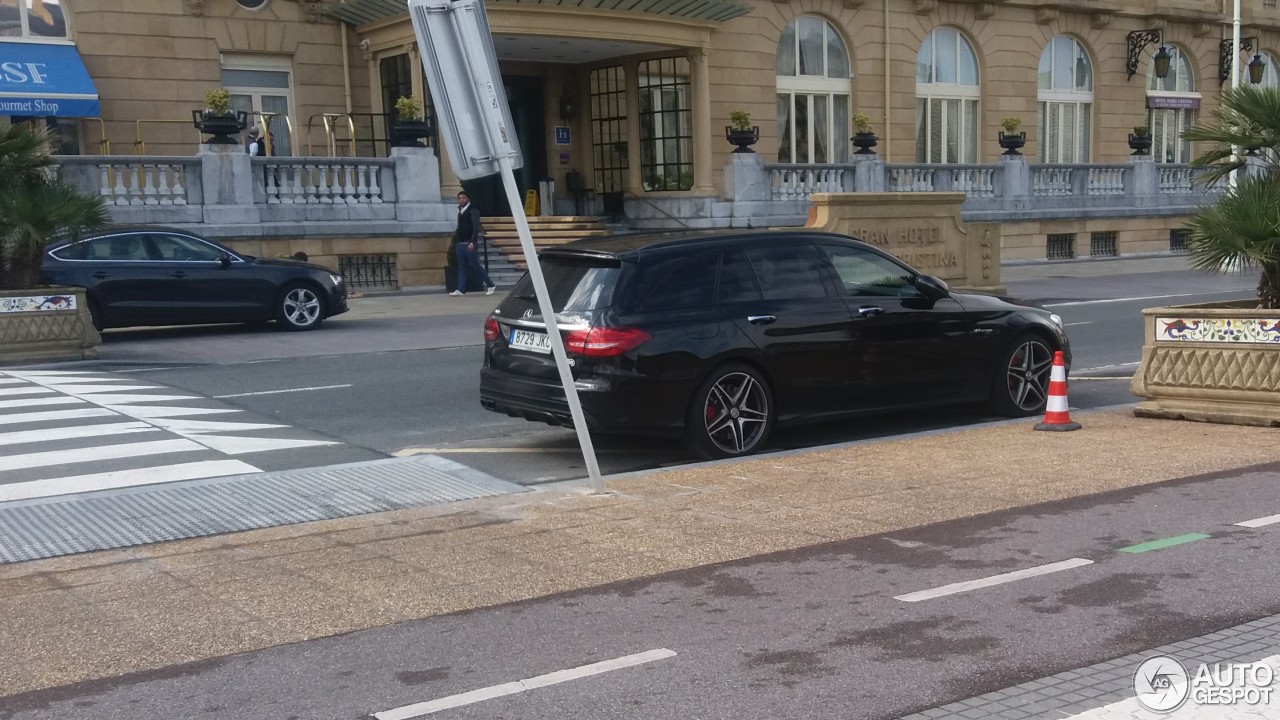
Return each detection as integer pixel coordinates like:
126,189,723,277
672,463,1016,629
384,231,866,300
0,455,527,564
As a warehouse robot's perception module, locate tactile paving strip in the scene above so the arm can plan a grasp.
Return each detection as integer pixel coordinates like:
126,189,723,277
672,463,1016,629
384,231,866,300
0,455,527,564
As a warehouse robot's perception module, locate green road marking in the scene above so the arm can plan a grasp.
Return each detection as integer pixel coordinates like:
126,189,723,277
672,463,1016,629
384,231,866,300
1118,533,1211,554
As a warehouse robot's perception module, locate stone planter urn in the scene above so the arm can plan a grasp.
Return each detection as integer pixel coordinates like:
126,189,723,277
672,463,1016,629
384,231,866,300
851,131,879,155
390,118,433,148
0,287,101,364
1131,301,1280,426
997,131,1026,156
192,109,249,145
725,126,759,153
1128,133,1152,156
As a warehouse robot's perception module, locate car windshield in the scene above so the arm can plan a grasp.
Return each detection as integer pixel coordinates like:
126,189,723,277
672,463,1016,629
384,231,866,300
510,256,620,313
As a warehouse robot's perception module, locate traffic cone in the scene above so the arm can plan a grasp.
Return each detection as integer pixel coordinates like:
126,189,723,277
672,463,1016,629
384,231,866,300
1034,351,1081,432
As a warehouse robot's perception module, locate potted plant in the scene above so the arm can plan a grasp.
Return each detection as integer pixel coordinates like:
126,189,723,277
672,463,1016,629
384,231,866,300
997,116,1026,155
725,109,759,154
0,123,106,360
850,112,879,155
1128,125,1152,156
1131,84,1280,426
191,88,247,144
390,95,433,148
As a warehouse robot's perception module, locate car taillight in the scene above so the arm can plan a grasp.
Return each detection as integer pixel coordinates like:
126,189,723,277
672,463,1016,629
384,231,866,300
564,327,651,357
483,315,500,343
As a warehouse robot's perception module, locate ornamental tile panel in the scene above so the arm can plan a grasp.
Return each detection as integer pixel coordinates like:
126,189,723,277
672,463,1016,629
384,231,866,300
0,295,77,314
1155,316,1280,344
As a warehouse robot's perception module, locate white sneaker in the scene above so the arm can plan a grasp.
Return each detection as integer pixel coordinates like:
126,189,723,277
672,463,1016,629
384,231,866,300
485,286,496,295
449,290,464,296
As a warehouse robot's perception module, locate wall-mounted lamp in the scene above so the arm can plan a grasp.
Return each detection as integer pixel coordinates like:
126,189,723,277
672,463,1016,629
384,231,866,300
1220,37,1266,84
1127,29,1170,81
559,96,578,121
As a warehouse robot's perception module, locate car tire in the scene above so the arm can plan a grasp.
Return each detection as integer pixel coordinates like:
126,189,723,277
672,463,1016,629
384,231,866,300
275,282,325,331
683,362,775,460
991,332,1057,417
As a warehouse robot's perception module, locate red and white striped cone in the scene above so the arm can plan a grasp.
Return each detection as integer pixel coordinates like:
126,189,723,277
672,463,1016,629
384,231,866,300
1034,350,1081,432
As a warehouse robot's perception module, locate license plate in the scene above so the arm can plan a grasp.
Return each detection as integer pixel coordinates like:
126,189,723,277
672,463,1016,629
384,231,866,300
509,327,552,354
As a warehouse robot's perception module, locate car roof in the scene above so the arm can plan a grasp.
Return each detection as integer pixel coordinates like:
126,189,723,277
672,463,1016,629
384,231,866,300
540,229,865,261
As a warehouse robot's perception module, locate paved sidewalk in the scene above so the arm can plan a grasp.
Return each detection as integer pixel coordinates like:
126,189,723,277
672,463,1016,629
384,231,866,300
1,408,1278,699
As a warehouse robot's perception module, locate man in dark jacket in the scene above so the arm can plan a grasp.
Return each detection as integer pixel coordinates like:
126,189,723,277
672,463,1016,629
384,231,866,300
451,191,495,296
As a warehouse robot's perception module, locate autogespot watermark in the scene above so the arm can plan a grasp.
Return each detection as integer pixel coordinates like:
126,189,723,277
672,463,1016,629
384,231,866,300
1133,655,1276,712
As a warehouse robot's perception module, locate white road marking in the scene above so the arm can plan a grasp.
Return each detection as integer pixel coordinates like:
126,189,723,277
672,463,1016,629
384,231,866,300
213,384,353,398
190,434,337,455
0,378,25,385
0,387,56,397
0,460,260,503
0,422,156,447
374,648,678,720
149,418,288,433
394,447,665,456
101,405,239,418
61,393,198,405
0,408,119,426
1063,321,1094,327
35,384,163,394
0,396,82,410
1044,290,1248,308
0,438,203,473
1236,513,1280,528
894,558,1094,602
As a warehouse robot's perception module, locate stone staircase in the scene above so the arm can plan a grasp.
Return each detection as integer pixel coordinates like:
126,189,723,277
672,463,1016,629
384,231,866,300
481,216,610,284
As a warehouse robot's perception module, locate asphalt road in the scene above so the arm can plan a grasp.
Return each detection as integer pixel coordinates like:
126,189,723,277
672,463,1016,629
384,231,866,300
16,258,1255,486
4,463,1277,720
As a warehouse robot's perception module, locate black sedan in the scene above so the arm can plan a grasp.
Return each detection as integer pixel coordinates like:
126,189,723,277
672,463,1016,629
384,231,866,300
41,227,348,331
480,230,1070,459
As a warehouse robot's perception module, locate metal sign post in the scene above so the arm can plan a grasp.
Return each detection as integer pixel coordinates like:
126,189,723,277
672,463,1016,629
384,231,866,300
409,0,605,492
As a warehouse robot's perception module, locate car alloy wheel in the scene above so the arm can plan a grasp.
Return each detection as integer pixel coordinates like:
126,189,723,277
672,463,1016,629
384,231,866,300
686,364,774,459
998,335,1055,416
277,283,323,330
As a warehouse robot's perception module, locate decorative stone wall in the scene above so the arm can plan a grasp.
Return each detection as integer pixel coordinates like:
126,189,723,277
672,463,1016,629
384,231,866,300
0,288,101,364
1132,301,1280,427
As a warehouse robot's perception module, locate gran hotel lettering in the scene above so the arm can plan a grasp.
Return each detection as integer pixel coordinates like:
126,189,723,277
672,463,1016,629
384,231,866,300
853,226,942,247
852,225,959,271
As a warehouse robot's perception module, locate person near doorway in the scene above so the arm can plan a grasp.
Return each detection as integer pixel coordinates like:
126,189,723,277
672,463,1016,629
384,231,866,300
246,126,268,156
451,191,495,296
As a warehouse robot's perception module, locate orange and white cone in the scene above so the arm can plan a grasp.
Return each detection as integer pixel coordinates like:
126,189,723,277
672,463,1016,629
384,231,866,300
1034,351,1081,432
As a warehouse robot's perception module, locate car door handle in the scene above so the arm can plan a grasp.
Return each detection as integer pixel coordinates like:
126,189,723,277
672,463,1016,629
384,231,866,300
171,271,187,279
857,305,885,317
747,315,777,325
92,271,108,279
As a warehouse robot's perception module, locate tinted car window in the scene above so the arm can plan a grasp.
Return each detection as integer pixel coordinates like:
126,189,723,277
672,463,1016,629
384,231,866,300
744,244,829,300
637,253,718,311
149,233,226,262
820,244,918,298
52,235,149,261
510,256,619,312
717,251,762,304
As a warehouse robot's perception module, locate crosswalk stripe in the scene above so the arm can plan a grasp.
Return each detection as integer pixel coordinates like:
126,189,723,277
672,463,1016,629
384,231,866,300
0,408,119,426
35,384,163,395
0,422,157,447
3,376,129,384
0,378,25,385
0,438,203,472
0,460,260,503
101,405,239,418
0,396,82,410
1,370,105,377
0,387,56,397
61,393,198,405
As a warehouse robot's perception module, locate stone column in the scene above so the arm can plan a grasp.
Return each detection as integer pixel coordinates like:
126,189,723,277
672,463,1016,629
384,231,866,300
997,154,1030,211
852,154,885,192
199,143,260,225
724,152,770,201
392,145,448,222
691,47,715,196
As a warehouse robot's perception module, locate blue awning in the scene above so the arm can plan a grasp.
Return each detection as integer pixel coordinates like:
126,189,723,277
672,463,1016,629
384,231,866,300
0,41,100,118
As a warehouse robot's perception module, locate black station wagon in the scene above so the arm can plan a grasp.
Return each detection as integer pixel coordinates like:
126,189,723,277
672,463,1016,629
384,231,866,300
480,230,1070,459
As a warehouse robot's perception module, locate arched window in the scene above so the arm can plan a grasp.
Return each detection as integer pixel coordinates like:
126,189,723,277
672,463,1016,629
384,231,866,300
776,17,851,164
1037,36,1093,163
916,27,980,163
1146,45,1197,163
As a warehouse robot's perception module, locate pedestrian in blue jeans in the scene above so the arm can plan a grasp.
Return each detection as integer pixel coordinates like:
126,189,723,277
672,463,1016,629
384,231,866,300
450,191,495,296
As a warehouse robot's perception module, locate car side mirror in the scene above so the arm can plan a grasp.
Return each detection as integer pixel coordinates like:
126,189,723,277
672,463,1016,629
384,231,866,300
219,253,232,269
914,274,949,298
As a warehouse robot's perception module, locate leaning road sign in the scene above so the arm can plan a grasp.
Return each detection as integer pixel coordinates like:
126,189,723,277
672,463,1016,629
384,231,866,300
408,0,604,492
408,0,522,180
